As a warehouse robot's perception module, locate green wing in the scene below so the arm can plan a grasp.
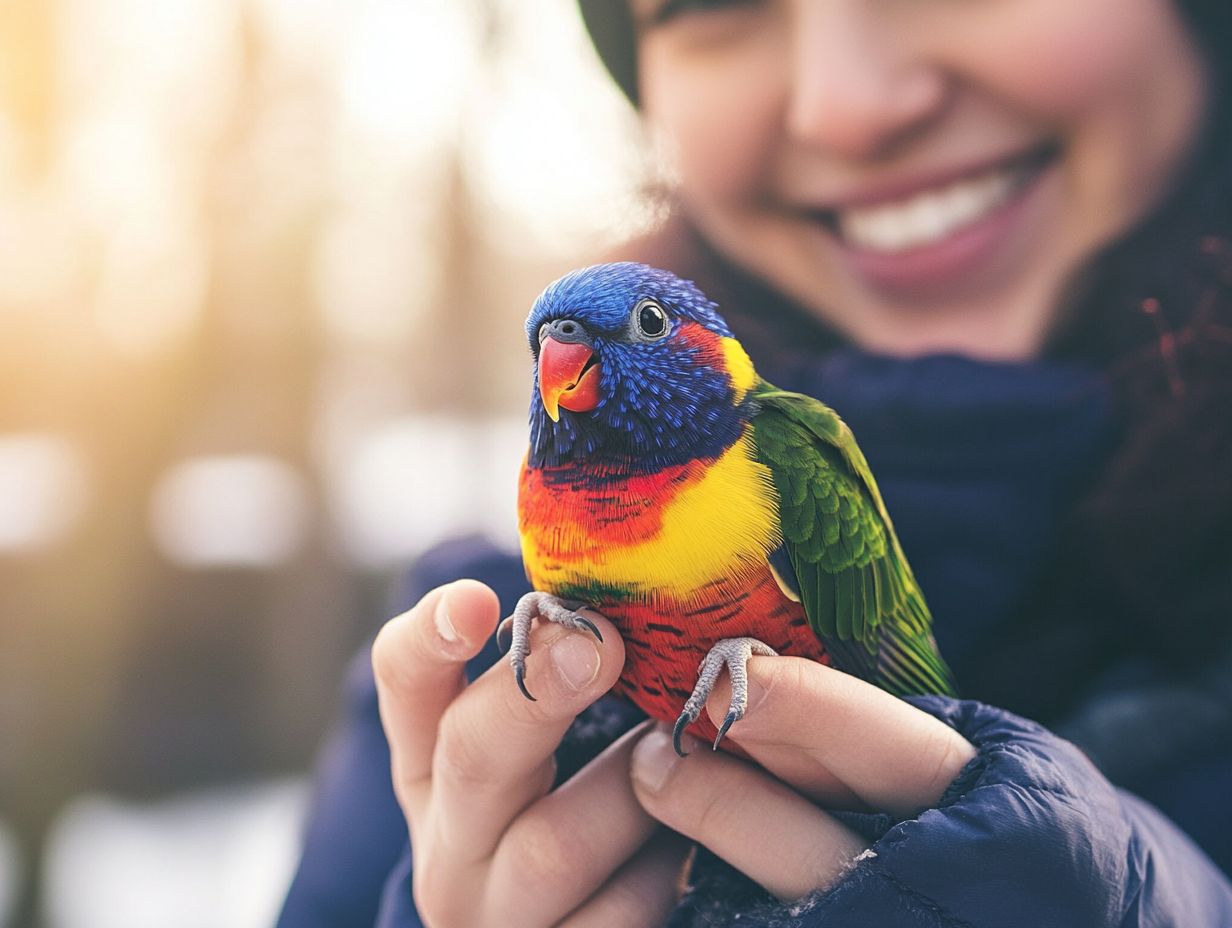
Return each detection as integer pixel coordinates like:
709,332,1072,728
751,380,955,697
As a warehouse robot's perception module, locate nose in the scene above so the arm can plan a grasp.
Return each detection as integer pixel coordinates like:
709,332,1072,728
785,3,950,161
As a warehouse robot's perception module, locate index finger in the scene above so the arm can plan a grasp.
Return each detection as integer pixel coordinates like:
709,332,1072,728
372,580,501,815
426,610,626,863
708,656,976,819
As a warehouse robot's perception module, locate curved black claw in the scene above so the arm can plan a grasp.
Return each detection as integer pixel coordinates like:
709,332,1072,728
712,710,739,751
514,663,537,702
672,713,694,757
575,616,603,643
496,618,513,654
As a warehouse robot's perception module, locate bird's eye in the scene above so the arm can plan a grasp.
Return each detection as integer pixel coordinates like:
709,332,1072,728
634,300,669,339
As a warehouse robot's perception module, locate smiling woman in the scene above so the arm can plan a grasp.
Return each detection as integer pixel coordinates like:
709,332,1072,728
629,0,1211,357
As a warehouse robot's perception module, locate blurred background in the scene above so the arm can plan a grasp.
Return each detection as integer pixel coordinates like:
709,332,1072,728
0,1,661,924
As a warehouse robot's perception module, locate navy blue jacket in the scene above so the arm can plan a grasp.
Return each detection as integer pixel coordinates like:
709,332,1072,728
278,351,1232,926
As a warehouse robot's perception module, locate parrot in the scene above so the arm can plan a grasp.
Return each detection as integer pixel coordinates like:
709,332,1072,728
508,262,955,756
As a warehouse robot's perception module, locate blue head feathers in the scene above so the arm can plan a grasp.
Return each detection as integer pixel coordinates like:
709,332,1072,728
525,262,734,347
525,262,751,472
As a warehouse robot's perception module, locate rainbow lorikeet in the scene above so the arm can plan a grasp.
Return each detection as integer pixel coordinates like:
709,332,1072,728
508,262,955,755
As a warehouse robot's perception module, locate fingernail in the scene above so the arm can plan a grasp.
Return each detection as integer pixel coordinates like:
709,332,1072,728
435,588,460,645
632,729,687,793
551,633,600,690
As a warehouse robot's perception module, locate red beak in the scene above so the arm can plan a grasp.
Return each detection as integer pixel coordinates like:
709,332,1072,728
539,337,601,421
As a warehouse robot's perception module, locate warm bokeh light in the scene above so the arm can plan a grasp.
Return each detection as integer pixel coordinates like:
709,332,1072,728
149,456,311,568
0,1,660,923
319,414,524,566
0,435,88,554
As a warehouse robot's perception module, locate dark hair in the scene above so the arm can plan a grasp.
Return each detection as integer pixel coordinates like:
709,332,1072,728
1028,0,1232,715
1177,0,1232,96
577,3,639,106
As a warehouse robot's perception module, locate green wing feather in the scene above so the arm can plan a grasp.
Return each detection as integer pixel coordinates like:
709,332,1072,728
751,380,956,697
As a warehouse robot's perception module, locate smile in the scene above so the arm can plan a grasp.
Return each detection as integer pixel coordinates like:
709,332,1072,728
821,145,1059,255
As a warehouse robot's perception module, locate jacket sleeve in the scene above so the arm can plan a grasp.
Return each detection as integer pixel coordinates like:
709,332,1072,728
668,697,1232,928
275,649,411,928
1051,647,1232,873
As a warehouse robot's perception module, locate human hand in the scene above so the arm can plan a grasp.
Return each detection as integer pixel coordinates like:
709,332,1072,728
371,581,691,928
629,656,977,901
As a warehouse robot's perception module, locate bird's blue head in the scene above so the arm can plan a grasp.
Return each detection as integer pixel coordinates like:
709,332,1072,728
525,262,758,472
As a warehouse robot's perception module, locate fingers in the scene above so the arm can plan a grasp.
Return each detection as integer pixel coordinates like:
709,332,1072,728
631,726,867,901
707,656,976,818
556,829,692,928
484,723,661,925
372,580,501,815
427,609,626,863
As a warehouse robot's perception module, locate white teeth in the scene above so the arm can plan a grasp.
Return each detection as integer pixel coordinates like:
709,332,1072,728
836,165,1023,254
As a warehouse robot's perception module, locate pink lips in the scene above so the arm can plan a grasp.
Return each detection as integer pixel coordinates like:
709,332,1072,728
825,148,1059,298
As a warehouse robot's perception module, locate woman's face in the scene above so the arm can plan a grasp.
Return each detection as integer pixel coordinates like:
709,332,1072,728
632,0,1211,358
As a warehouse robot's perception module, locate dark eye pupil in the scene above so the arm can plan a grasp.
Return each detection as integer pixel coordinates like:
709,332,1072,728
639,304,666,336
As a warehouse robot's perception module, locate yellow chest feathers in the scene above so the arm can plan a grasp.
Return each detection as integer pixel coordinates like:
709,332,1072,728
519,429,782,599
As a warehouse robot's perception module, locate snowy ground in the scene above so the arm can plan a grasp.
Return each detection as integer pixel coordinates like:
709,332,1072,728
37,779,307,928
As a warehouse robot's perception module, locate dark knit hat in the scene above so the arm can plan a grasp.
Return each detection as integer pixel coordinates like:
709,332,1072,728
577,1,639,105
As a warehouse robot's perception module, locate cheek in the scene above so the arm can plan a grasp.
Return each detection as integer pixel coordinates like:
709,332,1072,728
958,0,1205,223
640,41,784,204
952,0,1184,122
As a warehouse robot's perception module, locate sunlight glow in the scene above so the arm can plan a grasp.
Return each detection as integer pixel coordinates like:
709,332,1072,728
336,0,478,160
313,209,435,346
466,0,658,253
92,218,209,357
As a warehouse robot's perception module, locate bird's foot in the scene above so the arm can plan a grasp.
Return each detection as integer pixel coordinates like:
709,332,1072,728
498,592,603,701
672,637,778,756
